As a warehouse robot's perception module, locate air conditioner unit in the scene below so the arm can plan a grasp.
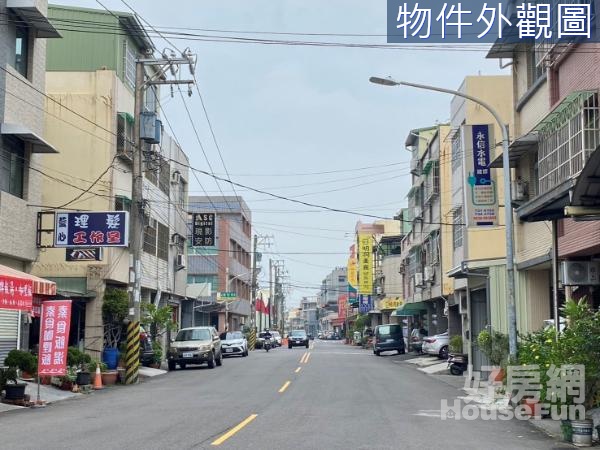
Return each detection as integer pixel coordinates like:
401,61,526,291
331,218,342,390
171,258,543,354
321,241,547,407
414,272,424,287
176,253,186,269
424,265,435,282
562,261,600,285
511,179,529,202
171,171,182,184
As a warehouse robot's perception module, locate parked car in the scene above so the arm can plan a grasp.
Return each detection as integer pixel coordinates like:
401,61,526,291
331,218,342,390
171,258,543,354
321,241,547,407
139,325,154,367
221,331,248,357
373,324,405,356
288,329,309,348
271,331,282,347
422,331,449,359
331,332,341,340
167,326,223,370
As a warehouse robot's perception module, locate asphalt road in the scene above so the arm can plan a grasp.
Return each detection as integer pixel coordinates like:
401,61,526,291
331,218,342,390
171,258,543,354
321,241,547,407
0,340,561,450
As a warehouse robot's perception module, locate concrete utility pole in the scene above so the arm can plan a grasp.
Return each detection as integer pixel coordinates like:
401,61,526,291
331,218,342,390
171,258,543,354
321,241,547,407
126,52,195,385
268,258,273,329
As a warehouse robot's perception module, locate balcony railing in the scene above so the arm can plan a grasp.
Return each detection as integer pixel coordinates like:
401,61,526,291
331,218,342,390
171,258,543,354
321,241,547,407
537,91,600,195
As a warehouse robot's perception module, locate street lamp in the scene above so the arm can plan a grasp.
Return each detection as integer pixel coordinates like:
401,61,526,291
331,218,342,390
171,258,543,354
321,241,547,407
369,76,518,360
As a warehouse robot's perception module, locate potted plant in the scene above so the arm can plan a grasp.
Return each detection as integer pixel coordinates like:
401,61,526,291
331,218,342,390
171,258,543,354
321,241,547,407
0,366,26,401
4,349,37,380
67,347,93,386
150,341,163,369
102,288,129,370
449,335,463,355
476,329,509,382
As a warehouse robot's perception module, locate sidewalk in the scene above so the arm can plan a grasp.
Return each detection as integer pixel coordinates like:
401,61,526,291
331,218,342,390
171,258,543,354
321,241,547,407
1,367,168,414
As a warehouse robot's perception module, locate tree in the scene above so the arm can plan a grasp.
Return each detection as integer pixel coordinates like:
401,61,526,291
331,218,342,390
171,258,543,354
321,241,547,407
102,288,129,348
141,303,176,342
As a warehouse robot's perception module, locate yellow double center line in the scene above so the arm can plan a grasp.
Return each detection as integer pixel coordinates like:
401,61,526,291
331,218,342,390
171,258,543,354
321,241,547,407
300,351,311,364
211,414,258,446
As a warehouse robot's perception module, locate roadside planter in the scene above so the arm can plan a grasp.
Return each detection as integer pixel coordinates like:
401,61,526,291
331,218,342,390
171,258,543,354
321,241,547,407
571,419,593,447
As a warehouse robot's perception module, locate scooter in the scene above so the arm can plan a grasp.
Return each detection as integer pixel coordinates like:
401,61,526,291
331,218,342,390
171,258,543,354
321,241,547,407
448,353,468,376
264,337,272,352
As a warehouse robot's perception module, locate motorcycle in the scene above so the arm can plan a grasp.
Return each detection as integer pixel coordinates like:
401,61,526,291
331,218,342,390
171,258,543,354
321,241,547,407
448,353,468,376
264,337,272,352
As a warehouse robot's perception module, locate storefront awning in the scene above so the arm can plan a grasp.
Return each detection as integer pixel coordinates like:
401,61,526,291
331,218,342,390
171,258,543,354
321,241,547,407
392,301,427,317
0,264,56,295
1,123,59,153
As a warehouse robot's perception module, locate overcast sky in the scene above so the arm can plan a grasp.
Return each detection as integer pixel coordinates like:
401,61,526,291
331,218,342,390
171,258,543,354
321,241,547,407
54,1,508,307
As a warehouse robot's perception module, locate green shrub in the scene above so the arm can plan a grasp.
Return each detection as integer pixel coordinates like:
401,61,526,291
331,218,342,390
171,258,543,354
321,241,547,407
67,347,92,368
476,329,509,367
4,349,37,374
449,335,463,353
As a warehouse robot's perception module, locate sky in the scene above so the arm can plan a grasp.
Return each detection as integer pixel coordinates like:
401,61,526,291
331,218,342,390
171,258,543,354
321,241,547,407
54,0,508,307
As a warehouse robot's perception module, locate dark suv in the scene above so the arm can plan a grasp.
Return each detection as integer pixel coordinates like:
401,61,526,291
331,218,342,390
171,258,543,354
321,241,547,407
373,324,405,356
288,330,309,348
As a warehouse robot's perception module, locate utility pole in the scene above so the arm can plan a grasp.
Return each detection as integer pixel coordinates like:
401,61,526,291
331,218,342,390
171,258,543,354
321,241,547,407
268,259,273,329
249,235,258,349
126,50,195,385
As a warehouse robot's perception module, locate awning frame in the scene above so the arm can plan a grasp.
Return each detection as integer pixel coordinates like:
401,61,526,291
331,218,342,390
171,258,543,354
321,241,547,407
1,123,59,154
7,1,61,38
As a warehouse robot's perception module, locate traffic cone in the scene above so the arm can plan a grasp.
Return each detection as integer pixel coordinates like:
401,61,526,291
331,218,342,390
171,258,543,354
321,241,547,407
93,364,103,390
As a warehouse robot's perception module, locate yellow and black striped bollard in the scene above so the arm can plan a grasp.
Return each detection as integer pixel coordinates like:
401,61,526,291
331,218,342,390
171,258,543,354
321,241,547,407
125,321,140,385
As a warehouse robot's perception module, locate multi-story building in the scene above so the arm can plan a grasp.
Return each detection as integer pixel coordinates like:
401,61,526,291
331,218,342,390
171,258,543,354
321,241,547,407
186,196,252,332
445,75,513,370
397,125,451,337
31,5,189,358
0,0,60,360
300,296,318,336
318,267,347,313
487,26,600,330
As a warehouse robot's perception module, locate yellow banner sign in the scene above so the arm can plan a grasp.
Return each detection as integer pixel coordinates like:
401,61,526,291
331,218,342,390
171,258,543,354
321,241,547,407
358,234,373,295
347,256,358,288
379,298,403,310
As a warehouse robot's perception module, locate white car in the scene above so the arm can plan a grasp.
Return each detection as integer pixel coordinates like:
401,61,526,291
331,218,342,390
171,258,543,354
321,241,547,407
221,331,248,357
271,331,282,347
422,331,449,359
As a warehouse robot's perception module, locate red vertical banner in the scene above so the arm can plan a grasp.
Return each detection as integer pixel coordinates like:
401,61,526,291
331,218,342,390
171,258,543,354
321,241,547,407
37,300,72,376
0,275,33,311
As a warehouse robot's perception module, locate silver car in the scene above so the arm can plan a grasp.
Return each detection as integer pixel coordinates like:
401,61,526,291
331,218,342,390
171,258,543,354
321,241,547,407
167,326,223,370
221,331,248,357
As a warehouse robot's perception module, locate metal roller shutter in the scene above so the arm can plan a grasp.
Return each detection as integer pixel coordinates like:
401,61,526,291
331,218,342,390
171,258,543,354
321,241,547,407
0,309,18,364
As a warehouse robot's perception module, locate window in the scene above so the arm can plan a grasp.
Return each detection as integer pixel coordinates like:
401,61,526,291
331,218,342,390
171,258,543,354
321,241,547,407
123,39,136,89
0,137,25,198
451,131,462,171
157,222,169,261
527,45,545,89
143,218,157,255
115,196,131,213
15,26,29,78
453,207,463,250
338,276,346,283
117,113,134,159
158,159,170,196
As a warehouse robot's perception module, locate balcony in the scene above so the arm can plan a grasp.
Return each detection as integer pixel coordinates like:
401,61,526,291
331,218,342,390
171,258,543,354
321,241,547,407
537,91,600,195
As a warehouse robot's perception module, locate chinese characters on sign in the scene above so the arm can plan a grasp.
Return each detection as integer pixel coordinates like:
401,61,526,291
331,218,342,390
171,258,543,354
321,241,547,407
37,300,72,376
54,212,129,248
387,1,594,43
464,124,498,226
0,275,33,312
357,234,373,295
359,294,373,314
192,213,216,247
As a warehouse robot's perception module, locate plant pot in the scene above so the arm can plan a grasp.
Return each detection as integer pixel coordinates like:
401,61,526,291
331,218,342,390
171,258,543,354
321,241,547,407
571,419,593,447
20,371,34,380
102,347,119,370
60,380,73,391
149,363,160,369
522,398,539,417
489,367,505,383
4,383,26,400
561,420,573,443
76,371,91,386
101,370,118,386
40,376,52,385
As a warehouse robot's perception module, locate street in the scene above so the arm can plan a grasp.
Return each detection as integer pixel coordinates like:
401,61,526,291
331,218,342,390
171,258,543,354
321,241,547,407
0,341,559,450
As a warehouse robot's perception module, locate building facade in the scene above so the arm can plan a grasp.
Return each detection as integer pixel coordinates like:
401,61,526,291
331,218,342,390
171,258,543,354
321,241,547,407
186,196,252,333
0,0,60,360
31,5,189,358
